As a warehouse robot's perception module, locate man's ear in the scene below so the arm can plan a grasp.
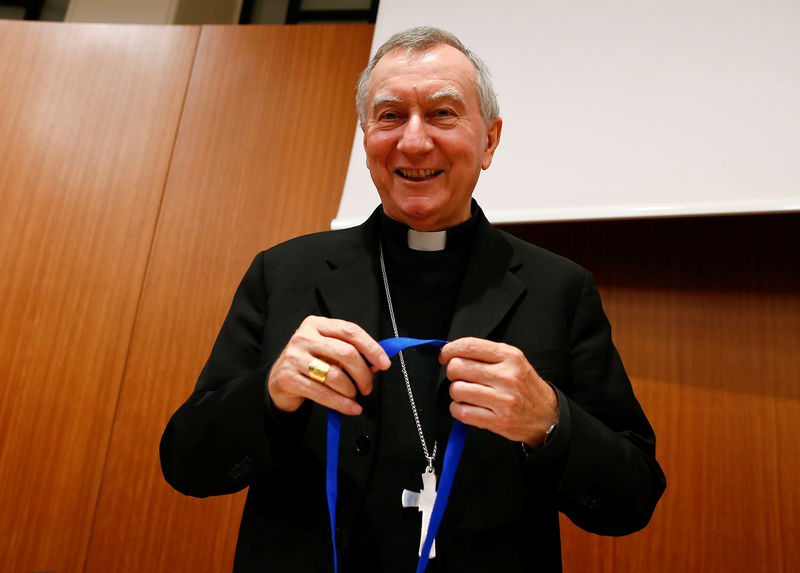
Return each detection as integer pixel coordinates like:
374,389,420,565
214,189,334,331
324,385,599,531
481,117,502,170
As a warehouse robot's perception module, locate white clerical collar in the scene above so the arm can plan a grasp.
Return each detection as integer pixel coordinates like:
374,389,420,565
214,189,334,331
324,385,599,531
407,229,447,251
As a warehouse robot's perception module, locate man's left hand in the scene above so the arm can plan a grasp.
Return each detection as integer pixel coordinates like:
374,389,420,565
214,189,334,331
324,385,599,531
440,337,558,447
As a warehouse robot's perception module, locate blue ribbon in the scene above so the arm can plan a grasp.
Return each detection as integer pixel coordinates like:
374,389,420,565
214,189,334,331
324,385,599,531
326,404,341,570
326,337,468,573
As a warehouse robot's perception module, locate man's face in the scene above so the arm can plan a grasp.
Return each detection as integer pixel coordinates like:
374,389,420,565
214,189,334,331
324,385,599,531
363,45,502,231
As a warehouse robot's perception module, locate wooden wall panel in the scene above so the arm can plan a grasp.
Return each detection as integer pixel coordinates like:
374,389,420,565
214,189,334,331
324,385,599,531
83,24,374,572
0,22,199,573
501,213,800,573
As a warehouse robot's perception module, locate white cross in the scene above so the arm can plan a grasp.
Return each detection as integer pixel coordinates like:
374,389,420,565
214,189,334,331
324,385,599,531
401,468,437,558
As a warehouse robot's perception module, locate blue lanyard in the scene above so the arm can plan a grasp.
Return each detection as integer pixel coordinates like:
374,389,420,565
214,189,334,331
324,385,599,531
326,337,468,573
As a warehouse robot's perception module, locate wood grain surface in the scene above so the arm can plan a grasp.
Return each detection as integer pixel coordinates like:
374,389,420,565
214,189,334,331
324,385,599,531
82,24,374,572
501,213,800,573
0,21,199,573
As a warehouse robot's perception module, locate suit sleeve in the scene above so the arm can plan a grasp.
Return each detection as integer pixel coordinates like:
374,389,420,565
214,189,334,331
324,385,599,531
525,269,666,535
159,252,302,498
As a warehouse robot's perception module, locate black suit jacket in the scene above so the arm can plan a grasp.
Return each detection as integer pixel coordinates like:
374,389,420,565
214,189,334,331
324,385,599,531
160,207,665,572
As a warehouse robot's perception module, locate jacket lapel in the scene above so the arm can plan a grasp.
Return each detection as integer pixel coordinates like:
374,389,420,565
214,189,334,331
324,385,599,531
441,215,526,390
312,211,383,548
316,212,383,340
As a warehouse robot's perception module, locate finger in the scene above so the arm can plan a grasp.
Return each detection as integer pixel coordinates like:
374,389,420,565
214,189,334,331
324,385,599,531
290,316,388,396
450,391,530,442
449,380,522,427
303,337,376,396
319,363,358,399
440,337,511,365
449,379,506,408
313,317,391,371
449,400,496,432
290,369,363,416
269,355,362,415
445,356,499,387
446,355,528,397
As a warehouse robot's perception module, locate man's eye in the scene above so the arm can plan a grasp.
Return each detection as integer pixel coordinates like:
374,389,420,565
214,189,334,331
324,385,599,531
434,109,455,118
379,111,399,120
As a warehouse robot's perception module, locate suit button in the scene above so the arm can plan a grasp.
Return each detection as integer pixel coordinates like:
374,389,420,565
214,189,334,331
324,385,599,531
572,487,599,509
355,435,371,456
228,456,254,480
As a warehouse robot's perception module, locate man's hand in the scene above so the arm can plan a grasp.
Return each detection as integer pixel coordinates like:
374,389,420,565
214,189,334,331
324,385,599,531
267,316,390,416
440,337,558,447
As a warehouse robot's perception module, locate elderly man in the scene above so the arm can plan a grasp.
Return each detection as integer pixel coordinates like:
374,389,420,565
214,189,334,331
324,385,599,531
161,26,665,573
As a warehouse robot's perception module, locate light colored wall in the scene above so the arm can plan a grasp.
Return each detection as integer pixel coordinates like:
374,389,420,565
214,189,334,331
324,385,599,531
43,0,70,20
173,0,243,25
65,0,243,24
65,0,180,24
251,0,289,24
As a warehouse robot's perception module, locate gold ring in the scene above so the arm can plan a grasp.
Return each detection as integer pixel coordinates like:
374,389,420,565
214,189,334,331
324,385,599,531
308,358,331,384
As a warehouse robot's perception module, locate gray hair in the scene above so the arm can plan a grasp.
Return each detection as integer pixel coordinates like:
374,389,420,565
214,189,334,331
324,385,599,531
356,26,500,128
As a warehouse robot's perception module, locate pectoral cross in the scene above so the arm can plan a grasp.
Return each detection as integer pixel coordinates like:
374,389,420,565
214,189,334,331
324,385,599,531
401,467,437,558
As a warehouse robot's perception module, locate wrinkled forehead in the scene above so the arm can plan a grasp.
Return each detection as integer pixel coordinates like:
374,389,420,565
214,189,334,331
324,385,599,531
367,45,478,104
372,44,476,78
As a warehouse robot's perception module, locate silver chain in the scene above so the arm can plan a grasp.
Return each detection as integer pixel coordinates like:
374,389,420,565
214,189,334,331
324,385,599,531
379,240,438,468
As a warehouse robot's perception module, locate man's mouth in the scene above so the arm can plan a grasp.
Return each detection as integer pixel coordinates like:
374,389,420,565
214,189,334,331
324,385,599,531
396,168,443,182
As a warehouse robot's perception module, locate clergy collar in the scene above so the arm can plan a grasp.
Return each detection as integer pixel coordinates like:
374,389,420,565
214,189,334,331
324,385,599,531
378,201,480,252
407,228,447,251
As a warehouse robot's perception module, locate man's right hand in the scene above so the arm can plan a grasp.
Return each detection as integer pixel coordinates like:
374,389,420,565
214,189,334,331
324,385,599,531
267,316,391,416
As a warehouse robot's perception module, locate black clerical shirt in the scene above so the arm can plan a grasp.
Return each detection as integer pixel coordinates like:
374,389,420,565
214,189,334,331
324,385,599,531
345,210,478,572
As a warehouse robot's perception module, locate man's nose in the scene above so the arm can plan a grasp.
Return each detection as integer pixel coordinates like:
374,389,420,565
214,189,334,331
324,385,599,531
397,115,433,154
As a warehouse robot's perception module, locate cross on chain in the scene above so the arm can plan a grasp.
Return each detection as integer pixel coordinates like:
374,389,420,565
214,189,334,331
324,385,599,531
401,468,437,558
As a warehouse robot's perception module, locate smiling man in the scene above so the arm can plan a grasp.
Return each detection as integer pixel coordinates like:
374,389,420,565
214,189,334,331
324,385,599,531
362,43,501,232
161,27,665,573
